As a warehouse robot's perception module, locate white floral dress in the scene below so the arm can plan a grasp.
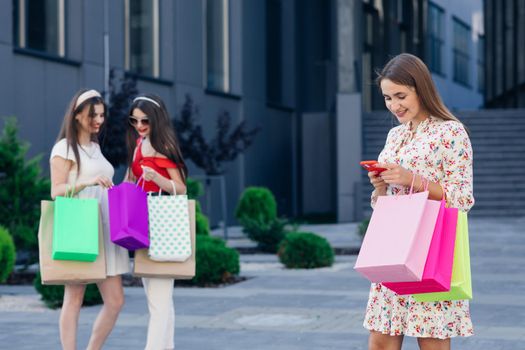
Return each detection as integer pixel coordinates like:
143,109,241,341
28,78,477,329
363,116,475,339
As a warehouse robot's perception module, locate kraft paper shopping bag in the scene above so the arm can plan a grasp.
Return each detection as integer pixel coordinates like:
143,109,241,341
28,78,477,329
133,200,196,279
39,200,106,284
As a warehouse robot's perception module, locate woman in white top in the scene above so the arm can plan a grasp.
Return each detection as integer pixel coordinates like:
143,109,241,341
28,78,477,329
50,89,130,350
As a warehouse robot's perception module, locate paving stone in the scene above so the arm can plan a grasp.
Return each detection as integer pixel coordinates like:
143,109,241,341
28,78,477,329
0,217,524,349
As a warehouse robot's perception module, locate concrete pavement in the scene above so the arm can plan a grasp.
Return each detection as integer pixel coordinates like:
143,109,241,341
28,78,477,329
1,217,524,349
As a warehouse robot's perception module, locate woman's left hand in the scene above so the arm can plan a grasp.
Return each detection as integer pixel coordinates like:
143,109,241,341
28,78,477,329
378,163,414,187
141,166,158,182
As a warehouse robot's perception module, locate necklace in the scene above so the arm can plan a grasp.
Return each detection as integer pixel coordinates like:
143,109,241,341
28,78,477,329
80,142,98,159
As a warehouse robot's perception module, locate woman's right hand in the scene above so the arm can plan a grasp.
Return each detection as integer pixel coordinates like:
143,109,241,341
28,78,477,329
87,175,114,189
368,171,387,195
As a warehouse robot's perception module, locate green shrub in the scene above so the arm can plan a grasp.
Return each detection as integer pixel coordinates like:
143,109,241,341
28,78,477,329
186,177,204,200
278,232,334,269
192,235,239,285
235,187,286,252
241,217,287,253
0,117,50,253
235,187,277,224
187,178,209,235
0,226,16,282
357,216,371,238
196,212,210,236
33,272,103,309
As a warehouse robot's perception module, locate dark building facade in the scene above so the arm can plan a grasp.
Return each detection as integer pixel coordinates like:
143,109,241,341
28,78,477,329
1,0,484,224
484,0,525,108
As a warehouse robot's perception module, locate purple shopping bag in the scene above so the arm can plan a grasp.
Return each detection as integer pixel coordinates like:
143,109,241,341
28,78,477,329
354,178,441,283
383,201,458,294
108,182,149,250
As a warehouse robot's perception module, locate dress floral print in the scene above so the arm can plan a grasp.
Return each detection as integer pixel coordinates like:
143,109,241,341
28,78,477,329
363,116,474,339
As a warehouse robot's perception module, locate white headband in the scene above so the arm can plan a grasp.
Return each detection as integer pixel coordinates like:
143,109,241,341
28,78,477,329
133,96,161,108
75,89,102,109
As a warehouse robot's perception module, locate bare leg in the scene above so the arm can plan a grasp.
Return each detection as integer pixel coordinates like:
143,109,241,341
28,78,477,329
417,337,451,350
368,331,404,350
85,276,125,350
59,284,87,350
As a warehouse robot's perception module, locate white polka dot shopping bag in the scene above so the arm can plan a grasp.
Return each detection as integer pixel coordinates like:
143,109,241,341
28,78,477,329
147,182,192,262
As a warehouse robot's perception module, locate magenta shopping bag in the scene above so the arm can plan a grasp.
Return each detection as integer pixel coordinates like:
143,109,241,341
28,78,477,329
383,201,458,294
108,182,149,250
354,189,441,283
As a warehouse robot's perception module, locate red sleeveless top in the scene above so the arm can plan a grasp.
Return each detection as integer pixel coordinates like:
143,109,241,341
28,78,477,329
131,139,178,192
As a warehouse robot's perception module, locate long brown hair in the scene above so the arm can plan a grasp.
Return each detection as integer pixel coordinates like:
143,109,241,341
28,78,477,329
126,94,188,182
376,53,462,124
56,89,107,174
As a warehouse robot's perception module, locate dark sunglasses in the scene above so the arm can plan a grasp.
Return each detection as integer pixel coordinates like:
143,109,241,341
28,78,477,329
129,117,150,126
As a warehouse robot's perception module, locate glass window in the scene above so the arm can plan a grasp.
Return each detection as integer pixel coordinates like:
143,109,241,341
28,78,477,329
206,0,230,92
125,0,160,78
477,35,485,92
13,0,65,56
426,2,444,75
453,17,471,86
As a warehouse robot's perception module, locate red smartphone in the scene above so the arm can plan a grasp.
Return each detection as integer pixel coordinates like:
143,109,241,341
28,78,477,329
360,160,387,174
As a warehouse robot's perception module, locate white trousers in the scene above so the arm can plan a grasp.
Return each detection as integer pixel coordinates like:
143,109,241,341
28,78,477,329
142,277,175,350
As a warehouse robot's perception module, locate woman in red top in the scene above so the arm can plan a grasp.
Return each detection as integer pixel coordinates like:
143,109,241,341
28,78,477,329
126,94,187,350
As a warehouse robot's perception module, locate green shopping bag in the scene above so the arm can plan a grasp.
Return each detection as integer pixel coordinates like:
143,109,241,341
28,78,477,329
52,191,99,262
413,211,472,302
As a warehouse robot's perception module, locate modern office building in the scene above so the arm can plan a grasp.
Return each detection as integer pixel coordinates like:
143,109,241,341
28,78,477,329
0,0,484,224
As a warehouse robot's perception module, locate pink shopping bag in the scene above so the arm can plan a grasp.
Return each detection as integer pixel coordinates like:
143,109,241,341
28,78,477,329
108,182,149,250
413,211,472,302
383,201,458,294
354,182,441,283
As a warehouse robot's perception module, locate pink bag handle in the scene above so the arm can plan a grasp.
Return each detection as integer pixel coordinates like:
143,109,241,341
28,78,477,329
394,172,417,197
136,174,145,191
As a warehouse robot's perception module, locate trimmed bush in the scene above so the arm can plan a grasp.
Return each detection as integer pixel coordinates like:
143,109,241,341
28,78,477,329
235,187,286,252
278,232,334,269
0,226,16,282
196,212,210,236
33,272,103,309
186,177,204,200
192,235,239,285
187,179,209,236
235,187,277,224
241,217,286,253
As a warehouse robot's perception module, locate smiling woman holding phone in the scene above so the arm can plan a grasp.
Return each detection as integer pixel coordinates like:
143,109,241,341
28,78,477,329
364,54,475,350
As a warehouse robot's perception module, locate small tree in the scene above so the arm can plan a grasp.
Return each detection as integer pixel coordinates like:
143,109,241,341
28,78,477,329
0,226,16,282
99,69,139,167
0,118,50,253
173,95,261,175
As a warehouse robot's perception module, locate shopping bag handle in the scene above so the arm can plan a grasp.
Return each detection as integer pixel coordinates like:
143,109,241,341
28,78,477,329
65,174,78,198
150,180,187,196
395,172,417,197
136,174,146,191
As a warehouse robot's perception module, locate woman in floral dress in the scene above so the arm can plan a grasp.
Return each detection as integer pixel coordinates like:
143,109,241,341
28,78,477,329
364,54,474,350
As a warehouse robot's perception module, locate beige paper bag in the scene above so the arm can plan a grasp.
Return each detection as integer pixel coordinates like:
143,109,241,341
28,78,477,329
38,200,107,285
133,200,196,279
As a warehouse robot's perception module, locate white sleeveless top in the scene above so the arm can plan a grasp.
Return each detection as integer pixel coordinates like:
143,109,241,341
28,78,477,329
50,139,114,184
